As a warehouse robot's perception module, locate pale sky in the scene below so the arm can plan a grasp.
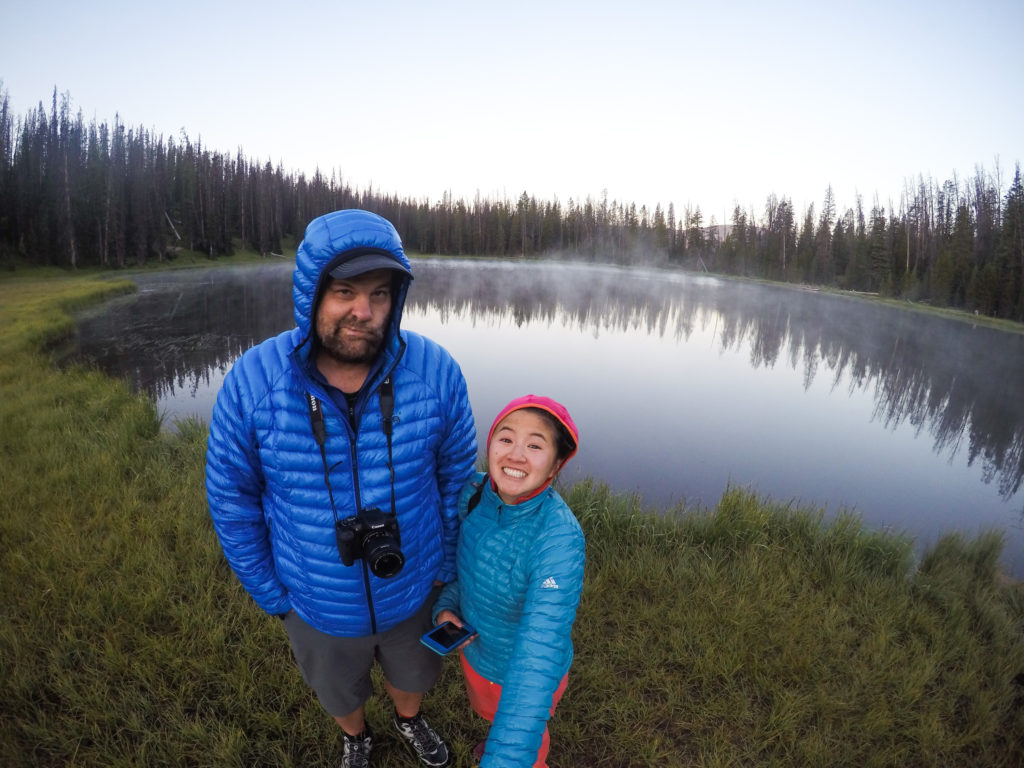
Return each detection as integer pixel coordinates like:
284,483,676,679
2,0,1021,224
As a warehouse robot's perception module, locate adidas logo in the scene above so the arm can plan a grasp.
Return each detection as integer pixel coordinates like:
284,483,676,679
541,577,559,589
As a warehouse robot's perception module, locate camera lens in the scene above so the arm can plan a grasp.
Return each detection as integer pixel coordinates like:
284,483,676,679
363,533,405,578
370,549,405,578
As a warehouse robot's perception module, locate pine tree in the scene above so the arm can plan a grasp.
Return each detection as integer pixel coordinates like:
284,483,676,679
796,205,815,282
867,202,892,293
997,165,1024,320
814,187,836,283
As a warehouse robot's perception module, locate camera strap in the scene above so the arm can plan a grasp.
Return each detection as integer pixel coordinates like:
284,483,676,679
379,375,398,523
306,391,341,524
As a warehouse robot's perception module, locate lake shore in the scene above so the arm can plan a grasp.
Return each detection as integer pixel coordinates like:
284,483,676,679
3,263,1024,766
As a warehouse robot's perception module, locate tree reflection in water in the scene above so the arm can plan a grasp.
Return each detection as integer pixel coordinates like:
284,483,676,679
405,261,1024,508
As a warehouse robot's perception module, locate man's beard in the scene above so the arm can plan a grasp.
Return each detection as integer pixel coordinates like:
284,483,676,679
316,320,387,365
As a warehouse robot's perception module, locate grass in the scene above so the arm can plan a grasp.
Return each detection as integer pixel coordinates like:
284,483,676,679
2,267,1023,767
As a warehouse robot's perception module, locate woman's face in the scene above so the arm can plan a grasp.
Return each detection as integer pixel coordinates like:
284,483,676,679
487,409,563,504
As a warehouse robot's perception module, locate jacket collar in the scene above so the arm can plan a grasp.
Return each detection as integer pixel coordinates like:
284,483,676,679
483,478,550,521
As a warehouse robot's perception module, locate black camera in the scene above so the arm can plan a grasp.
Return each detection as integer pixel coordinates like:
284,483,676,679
335,507,405,578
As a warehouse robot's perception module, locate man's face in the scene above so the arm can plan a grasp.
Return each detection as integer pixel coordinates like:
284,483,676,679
315,269,394,365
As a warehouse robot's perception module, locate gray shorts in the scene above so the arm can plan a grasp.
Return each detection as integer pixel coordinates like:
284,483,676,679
282,590,443,717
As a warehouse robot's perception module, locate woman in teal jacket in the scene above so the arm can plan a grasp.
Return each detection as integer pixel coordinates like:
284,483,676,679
433,395,585,767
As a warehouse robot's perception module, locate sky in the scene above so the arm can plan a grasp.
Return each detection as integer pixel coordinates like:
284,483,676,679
2,0,1021,224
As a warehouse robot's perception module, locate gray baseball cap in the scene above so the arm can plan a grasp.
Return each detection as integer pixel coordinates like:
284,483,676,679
328,250,412,280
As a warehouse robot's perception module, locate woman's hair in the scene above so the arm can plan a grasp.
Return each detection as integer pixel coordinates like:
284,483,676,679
521,407,577,462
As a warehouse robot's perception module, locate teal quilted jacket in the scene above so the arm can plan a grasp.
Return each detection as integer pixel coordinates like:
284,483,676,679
434,472,585,767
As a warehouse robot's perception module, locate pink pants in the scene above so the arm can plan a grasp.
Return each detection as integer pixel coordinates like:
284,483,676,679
459,651,569,768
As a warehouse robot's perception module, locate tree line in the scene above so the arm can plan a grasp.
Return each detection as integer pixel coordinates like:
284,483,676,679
2,87,1022,321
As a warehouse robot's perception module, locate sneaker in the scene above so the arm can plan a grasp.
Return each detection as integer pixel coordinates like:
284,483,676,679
392,712,450,767
342,727,372,768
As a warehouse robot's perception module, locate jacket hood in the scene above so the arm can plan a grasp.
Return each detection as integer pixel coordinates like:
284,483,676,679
292,209,413,342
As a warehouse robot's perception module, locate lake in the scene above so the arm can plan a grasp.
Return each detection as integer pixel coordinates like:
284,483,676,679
71,259,1024,577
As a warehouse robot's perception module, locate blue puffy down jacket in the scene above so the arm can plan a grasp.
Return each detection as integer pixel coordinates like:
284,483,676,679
205,209,477,636
434,473,586,767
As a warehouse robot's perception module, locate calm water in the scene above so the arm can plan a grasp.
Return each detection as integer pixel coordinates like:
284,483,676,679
71,260,1024,576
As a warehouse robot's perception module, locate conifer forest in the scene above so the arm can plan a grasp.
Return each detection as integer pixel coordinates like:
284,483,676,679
2,88,1022,321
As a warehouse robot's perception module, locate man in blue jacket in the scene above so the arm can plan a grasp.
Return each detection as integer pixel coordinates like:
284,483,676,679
206,209,476,768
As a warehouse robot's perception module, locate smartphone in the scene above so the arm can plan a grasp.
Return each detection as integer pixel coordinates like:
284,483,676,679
420,620,476,655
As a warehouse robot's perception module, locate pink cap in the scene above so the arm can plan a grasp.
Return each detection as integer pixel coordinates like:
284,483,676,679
487,394,579,466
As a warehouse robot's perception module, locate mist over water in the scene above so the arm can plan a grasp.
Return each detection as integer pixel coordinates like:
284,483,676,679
68,259,1024,576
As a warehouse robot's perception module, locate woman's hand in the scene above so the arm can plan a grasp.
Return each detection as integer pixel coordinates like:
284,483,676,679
435,609,463,628
434,609,477,649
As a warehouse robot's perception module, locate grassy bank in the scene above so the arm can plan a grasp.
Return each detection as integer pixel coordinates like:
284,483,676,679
2,270,1023,767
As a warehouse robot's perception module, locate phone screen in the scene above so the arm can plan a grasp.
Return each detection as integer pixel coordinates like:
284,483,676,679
426,622,471,647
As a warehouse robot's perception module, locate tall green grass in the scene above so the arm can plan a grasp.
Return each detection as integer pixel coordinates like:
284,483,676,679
2,271,1023,767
